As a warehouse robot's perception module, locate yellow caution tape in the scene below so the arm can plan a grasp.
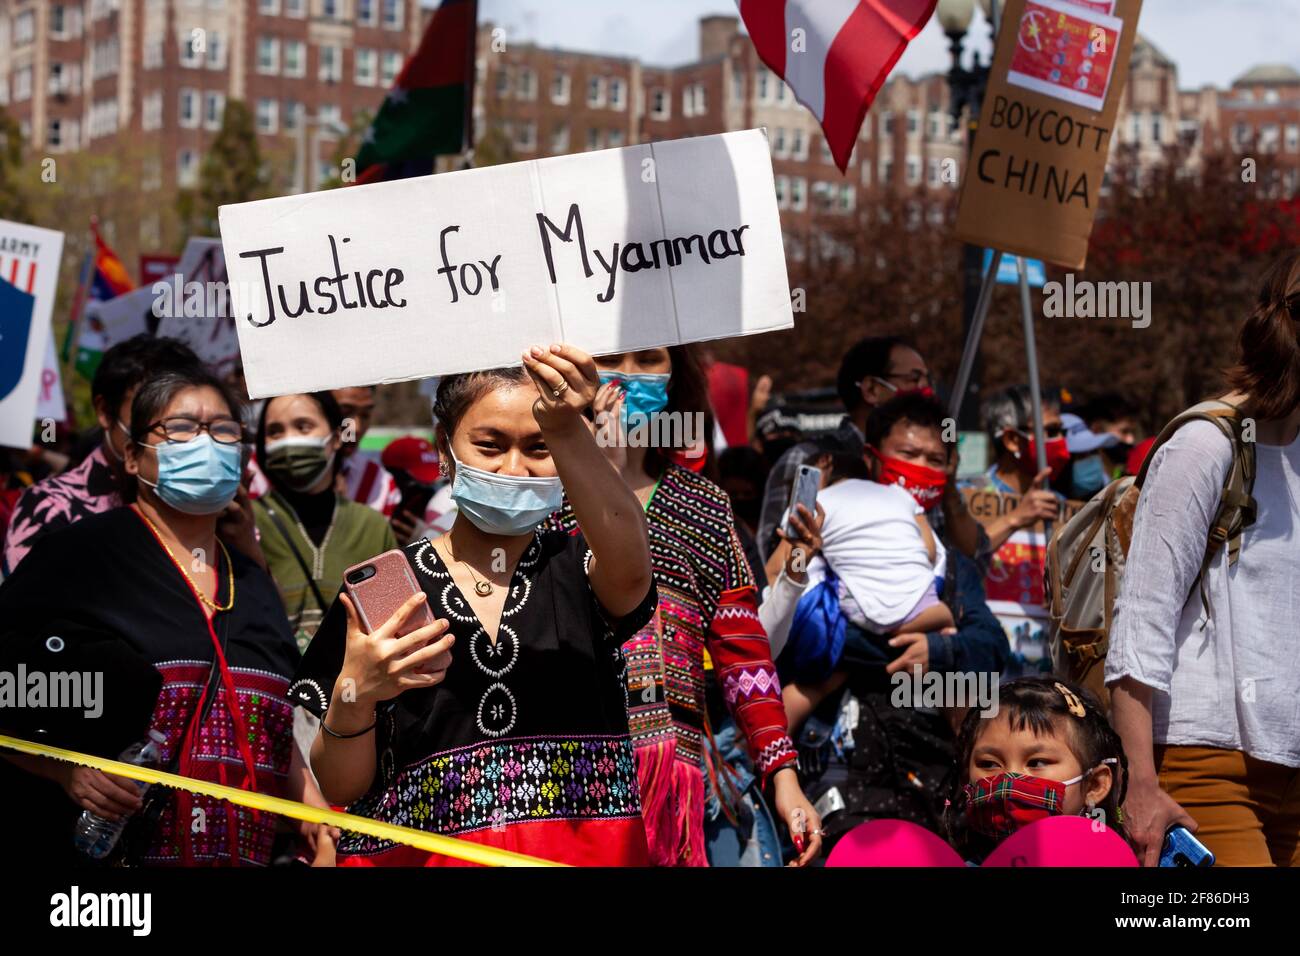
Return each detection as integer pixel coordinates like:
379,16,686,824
0,733,564,867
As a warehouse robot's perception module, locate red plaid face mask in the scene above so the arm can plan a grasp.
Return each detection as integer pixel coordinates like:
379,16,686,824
962,771,1071,840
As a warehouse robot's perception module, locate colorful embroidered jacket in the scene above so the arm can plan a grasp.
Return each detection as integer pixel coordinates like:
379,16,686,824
552,463,797,865
291,531,657,867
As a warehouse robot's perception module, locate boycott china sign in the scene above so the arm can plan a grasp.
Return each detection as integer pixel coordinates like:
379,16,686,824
954,0,1141,268
219,129,795,399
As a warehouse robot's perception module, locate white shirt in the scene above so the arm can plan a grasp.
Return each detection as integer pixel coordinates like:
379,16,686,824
809,479,940,631
1107,420,1300,767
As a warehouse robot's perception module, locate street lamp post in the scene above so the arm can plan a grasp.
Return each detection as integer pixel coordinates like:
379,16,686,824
939,0,997,429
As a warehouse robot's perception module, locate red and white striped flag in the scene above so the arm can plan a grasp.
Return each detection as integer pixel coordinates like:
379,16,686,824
738,0,938,172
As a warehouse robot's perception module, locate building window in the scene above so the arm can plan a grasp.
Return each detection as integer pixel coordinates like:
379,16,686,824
48,119,65,150
51,5,84,39
840,184,855,212
320,44,342,82
93,36,121,79
257,98,279,133
318,104,343,132
776,81,788,105
258,37,280,75
355,49,377,86
1233,122,1250,148
141,156,162,192
682,83,706,118
1286,124,1299,152
259,0,281,13
879,158,893,185
207,31,224,68
381,50,402,86
283,40,305,77
1149,111,1164,142
283,99,303,131
757,66,770,102
357,0,376,25
322,0,341,20
13,68,32,102
178,149,200,188
495,67,510,97
731,67,743,102
514,121,536,151
587,76,606,108
608,128,625,148
792,128,807,160
927,157,941,185
551,71,570,105
906,155,921,184
1260,123,1280,152
550,123,569,153
13,11,35,45
517,68,536,100
587,127,601,151
609,78,626,111
774,175,788,209
143,90,163,130
382,0,403,29
882,111,894,136
285,0,306,16
650,89,670,119
772,127,787,157
179,88,199,128
1128,113,1142,142
791,177,806,211
204,92,226,130
906,109,920,135
820,138,834,164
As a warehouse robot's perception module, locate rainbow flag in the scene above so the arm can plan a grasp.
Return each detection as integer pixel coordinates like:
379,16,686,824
72,222,134,380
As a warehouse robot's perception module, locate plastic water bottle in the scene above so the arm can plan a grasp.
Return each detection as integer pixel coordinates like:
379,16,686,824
73,729,167,860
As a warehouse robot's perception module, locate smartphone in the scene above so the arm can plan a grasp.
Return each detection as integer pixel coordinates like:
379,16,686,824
1159,826,1214,867
784,464,822,537
343,550,435,637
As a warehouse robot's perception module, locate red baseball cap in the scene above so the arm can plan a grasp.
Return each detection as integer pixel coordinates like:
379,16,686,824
382,436,440,483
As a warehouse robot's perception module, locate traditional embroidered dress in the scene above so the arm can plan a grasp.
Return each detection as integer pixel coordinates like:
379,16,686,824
290,530,657,866
0,507,301,866
552,464,797,866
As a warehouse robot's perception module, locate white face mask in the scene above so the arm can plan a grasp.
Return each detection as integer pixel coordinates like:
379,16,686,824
447,452,564,537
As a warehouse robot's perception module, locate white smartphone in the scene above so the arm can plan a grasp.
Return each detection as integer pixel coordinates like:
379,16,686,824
784,464,822,537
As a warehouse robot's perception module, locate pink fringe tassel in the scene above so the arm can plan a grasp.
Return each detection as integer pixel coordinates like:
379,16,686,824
634,736,708,867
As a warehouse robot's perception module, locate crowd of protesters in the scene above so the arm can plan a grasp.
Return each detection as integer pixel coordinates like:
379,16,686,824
1,249,1297,868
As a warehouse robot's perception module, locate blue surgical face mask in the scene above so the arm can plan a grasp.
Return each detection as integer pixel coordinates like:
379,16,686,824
598,371,670,431
138,434,241,515
1070,453,1108,499
448,452,564,537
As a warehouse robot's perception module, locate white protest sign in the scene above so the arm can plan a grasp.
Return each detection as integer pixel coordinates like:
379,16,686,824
219,129,794,399
92,285,158,350
35,337,67,423
0,220,65,449
154,238,242,377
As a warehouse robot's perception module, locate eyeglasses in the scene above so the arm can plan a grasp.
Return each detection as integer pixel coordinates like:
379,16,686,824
1017,424,1065,440
148,416,244,445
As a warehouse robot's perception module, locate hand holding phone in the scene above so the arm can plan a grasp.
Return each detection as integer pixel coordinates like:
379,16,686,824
1159,825,1214,867
784,464,822,539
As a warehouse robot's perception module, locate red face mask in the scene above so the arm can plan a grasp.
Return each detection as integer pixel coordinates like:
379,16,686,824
870,448,948,510
962,772,1067,840
1015,432,1070,481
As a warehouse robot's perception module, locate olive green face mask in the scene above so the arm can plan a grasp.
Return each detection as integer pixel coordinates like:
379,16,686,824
265,435,335,492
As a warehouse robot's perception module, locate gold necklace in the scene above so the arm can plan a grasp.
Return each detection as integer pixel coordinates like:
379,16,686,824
136,507,235,612
441,539,493,596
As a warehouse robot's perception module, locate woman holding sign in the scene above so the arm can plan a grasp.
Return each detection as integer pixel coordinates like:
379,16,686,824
548,346,821,866
291,344,658,866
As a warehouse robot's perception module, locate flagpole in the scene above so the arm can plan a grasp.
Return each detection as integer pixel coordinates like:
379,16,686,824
948,248,1002,423
59,242,95,364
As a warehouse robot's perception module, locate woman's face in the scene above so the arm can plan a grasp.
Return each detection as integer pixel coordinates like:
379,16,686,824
263,395,339,449
125,385,236,488
593,348,673,378
447,383,556,478
968,714,1111,815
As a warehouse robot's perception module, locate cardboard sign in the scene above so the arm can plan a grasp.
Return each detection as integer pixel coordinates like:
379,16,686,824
0,220,65,449
219,129,795,399
154,238,242,378
954,0,1141,269
90,286,158,350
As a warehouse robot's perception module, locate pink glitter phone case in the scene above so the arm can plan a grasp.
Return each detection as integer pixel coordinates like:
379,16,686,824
344,550,436,636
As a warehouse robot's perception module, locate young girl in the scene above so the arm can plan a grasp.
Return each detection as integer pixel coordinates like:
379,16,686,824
943,677,1130,864
291,344,658,866
778,452,955,727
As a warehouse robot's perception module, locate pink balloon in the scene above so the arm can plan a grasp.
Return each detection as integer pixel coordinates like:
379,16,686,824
981,815,1138,867
826,819,965,867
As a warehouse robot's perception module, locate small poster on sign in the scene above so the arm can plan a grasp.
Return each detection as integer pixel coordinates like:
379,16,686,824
1007,0,1122,112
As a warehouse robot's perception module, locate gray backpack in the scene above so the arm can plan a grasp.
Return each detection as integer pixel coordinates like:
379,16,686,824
1044,401,1257,708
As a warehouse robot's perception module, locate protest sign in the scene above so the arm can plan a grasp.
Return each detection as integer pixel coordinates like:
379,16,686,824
154,238,242,378
219,129,795,399
35,338,67,423
0,220,65,449
954,0,1141,269
139,253,180,286
89,286,158,350
962,487,1084,674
